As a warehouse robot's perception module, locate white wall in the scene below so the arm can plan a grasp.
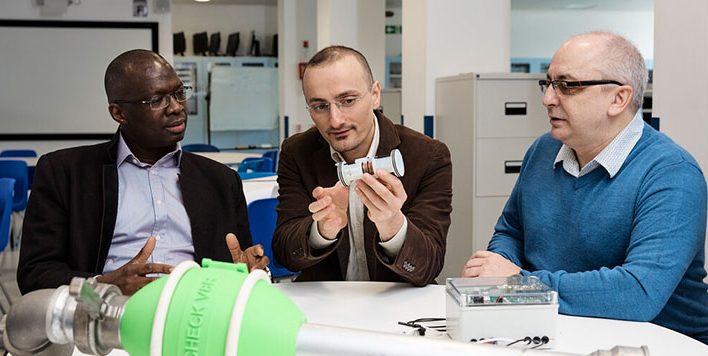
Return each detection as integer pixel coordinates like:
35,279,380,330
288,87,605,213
278,0,317,137
171,3,277,56
265,5,278,39
511,8,654,63
402,0,510,133
356,0,386,86
0,0,172,59
400,1,427,133
0,0,172,155
652,0,708,273
653,2,708,170
314,0,386,86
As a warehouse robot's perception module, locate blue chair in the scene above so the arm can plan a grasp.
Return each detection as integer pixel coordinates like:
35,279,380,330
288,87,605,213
0,178,13,314
262,150,278,170
239,172,277,180
0,160,29,212
247,198,297,279
0,149,37,158
0,178,15,253
238,157,274,173
0,150,37,189
182,143,220,152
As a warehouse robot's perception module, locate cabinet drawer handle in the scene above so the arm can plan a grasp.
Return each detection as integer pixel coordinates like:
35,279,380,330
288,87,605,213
504,160,522,174
504,102,527,116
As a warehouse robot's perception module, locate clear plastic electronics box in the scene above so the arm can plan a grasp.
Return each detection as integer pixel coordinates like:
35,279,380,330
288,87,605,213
446,276,558,345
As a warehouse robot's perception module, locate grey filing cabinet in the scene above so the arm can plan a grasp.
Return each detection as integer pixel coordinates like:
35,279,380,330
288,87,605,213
435,73,547,281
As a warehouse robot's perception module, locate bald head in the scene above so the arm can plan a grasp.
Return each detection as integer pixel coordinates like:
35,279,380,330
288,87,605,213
303,45,374,88
558,32,648,110
104,49,174,102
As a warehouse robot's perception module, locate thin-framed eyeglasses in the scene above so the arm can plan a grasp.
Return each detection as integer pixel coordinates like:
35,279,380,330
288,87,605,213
113,85,193,110
305,95,366,116
305,84,375,116
538,79,623,96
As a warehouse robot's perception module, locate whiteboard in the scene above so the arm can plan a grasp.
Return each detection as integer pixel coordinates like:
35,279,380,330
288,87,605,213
0,20,157,139
209,66,278,131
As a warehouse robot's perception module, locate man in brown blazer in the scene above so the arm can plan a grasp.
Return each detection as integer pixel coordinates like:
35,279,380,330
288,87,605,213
273,46,452,286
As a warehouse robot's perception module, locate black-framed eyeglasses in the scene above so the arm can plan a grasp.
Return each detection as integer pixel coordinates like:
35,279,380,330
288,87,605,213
113,85,193,110
538,79,623,96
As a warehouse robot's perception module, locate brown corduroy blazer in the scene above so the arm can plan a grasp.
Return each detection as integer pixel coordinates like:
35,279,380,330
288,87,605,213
273,112,452,286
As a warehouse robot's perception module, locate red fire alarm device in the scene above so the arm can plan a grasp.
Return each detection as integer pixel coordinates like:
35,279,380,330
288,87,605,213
298,40,310,80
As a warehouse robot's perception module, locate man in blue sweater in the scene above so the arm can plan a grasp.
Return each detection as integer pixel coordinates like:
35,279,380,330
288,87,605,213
462,32,708,344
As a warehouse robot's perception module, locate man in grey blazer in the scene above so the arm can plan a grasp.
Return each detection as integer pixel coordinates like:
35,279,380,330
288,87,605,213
273,46,452,286
18,49,267,295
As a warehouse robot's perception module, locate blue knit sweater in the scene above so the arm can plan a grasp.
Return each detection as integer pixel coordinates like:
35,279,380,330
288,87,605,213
488,124,708,343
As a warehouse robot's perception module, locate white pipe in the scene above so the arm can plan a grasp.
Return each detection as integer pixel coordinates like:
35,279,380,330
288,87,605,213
295,323,580,356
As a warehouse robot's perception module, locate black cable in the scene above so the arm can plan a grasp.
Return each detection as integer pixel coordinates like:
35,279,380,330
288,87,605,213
399,317,446,336
397,321,427,336
410,317,445,323
507,336,532,346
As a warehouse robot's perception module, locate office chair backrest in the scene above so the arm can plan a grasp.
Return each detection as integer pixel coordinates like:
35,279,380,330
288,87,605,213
247,197,297,279
182,144,220,153
238,157,274,173
0,149,37,157
0,160,29,212
261,150,278,170
238,172,276,180
0,178,15,252
0,150,37,189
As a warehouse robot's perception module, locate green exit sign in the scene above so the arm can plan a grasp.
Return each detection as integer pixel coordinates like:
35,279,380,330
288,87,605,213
385,25,402,34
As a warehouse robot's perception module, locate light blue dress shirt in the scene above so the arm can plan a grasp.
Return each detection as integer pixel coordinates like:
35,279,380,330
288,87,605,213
102,134,194,273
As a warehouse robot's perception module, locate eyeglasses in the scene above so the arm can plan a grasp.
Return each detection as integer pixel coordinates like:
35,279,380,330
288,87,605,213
538,79,623,96
306,82,377,116
305,95,366,116
113,85,193,110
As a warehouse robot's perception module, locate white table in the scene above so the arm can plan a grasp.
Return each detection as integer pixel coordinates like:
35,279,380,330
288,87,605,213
192,151,260,166
242,175,278,204
275,282,708,356
72,281,706,356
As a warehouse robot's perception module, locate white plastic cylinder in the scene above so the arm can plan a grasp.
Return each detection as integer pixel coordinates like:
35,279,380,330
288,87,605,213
337,149,405,186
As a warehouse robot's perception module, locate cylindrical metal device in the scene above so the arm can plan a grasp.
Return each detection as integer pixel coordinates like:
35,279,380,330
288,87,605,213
0,289,75,356
336,149,405,187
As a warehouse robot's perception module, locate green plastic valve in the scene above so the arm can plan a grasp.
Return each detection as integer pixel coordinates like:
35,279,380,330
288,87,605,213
119,259,306,356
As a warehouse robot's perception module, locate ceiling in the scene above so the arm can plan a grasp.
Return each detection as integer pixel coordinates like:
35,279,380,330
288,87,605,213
173,0,402,7
172,0,653,11
172,0,277,5
511,0,653,11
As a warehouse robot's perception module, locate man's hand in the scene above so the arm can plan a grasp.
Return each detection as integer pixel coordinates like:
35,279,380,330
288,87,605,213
461,250,521,278
355,170,407,241
96,236,173,295
226,233,270,271
309,182,349,239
